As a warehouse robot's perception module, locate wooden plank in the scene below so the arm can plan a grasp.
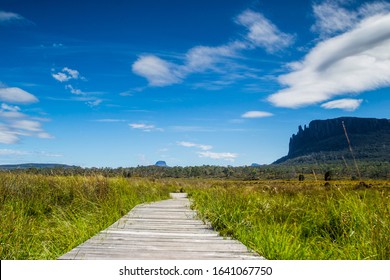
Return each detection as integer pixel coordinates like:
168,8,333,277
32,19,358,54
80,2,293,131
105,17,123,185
59,193,264,260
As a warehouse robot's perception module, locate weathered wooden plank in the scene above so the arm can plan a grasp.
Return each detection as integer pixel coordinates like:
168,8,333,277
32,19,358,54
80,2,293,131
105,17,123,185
59,193,264,260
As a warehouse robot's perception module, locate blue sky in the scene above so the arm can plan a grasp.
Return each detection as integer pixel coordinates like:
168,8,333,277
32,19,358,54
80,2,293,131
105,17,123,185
0,0,389,167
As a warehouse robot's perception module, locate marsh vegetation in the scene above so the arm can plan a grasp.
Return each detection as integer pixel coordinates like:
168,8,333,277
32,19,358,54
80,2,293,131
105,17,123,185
1,170,389,259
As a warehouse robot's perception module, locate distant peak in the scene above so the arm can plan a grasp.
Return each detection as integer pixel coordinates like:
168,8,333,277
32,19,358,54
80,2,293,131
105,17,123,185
155,161,168,167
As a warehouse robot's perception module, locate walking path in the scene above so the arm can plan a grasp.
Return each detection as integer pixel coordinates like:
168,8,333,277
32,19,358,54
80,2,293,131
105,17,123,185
59,193,264,260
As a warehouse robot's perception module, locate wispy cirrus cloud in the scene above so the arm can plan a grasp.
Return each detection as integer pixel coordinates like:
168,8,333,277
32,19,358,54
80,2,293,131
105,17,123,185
311,0,390,38
177,140,238,162
0,149,30,156
177,141,212,151
129,123,163,132
235,9,294,53
65,84,84,95
198,151,238,162
268,12,390,108
86,99,103,107
94,119,126,123
132,9,293,88
0,10,31,25
0,149,63,164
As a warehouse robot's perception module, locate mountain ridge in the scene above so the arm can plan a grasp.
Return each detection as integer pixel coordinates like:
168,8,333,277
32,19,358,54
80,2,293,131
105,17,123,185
274,117,390,164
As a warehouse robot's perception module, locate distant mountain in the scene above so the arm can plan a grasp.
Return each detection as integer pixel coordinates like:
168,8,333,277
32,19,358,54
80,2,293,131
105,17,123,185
274,117,390,164
0,163,75,170
155,161,168,167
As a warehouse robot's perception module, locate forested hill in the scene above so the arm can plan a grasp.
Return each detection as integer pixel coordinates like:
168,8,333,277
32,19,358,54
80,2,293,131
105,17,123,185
0,163,74,170
274,117,390,164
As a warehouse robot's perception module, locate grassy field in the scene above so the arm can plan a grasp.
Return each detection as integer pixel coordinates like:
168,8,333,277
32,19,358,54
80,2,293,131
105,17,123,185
0,174,175,259
1,173,389,260
188,180,390,259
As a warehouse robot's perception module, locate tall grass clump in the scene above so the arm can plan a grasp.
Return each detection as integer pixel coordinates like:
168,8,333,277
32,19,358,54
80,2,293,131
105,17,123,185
189,180,390,259
0,173,174,259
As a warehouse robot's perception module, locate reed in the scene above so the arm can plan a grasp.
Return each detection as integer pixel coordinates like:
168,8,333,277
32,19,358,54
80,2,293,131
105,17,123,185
189,180,390,259
0,174,174,259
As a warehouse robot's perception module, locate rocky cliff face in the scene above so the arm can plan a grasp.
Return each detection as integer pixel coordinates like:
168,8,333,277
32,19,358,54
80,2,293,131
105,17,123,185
275,117,390,164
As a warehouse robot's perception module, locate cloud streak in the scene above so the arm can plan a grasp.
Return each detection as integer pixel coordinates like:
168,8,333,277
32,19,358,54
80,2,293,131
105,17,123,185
177,141,212,151
321,98,363,111
132,9,293,87
235,9,294,53
177,140,238,162
129,123,163,132
0,10,30,25
0,87,38,104
311,0,390,38
268,13,390,108
241,111,273,118
198,151,238,162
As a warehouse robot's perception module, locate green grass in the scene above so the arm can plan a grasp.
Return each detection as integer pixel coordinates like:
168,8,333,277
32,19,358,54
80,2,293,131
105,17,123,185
0,174,175,259
188,180,390,259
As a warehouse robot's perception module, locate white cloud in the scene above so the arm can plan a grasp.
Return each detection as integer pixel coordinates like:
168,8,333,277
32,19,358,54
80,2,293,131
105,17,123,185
52,67,83,82
52,69,103,108
62,67,80,79
0,102,53,144
0,87,38,104
129,123,163,132
268,13,390,108
37,132,54,139
235,9,294,53
52,72,70,82
0,85,52,144
178,140,237,162
11,120,42,132
132,10,293,87
311,0,390,38
1,103,20,112
241,111,273,118
0,111,25,119
132,55,182,86
198,151,238,162
321,98,363,111
177,141,213,151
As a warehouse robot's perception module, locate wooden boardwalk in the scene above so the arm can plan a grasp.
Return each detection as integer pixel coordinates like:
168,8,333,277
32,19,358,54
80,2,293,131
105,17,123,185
59,193,264,260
